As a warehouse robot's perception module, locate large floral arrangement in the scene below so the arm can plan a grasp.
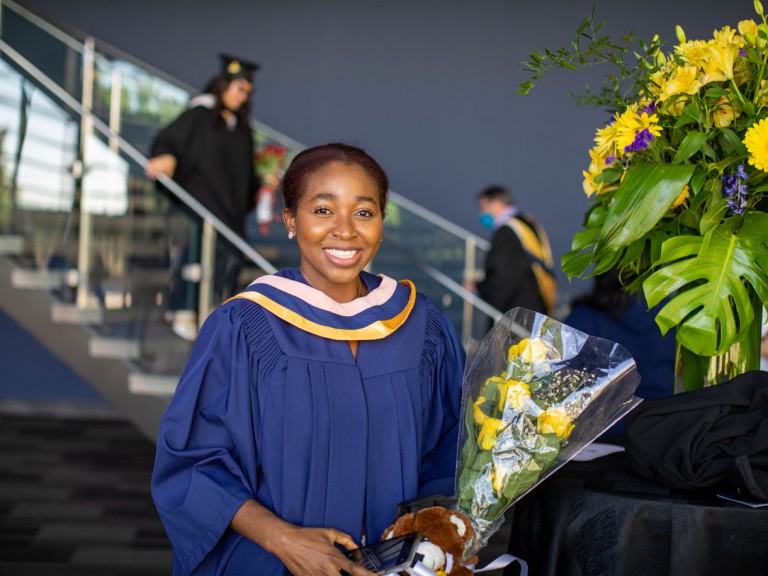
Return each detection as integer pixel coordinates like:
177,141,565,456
455,308,640,557
520,3,768,389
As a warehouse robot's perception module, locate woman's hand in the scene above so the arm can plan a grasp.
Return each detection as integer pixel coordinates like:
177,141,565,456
267,524,375,576
231,499,375,576
145,154,177,179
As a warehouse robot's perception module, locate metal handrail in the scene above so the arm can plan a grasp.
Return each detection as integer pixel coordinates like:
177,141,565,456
0,39,277,275
1,0,83,52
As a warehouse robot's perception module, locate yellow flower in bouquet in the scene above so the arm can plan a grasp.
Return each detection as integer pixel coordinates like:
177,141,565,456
455,308,641,558
744,116,768,170
519,2,768,391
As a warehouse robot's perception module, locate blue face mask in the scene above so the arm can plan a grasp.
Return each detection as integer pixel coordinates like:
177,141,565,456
479,213,494,230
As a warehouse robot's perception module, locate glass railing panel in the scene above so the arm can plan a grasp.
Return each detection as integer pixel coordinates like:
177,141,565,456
92,56,189,157
1,2,84,102
0,53,275,377
0,57,77,276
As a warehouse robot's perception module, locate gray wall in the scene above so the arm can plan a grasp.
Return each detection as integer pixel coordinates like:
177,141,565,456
15,0,754,298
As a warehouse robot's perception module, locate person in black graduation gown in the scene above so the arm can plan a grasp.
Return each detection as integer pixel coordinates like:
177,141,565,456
468,185,556,333
145,55,261,338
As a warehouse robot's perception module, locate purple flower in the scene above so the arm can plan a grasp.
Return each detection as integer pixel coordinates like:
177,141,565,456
624,128,655,153
605,155,616,165
641,101,658,114
721,166,749,215
739,48,748,57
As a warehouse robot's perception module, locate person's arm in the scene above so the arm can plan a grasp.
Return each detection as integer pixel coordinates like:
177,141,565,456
152,305,376,575
145,153,177,179
144,107,203,180
231,499,375,576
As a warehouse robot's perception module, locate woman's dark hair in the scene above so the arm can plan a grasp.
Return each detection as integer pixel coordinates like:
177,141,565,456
202,73,252,130
280,143,389,216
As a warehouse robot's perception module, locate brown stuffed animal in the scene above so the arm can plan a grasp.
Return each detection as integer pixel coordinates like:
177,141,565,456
381,506,478,576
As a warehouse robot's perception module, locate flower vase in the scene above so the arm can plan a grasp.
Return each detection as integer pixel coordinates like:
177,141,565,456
674,308,762,393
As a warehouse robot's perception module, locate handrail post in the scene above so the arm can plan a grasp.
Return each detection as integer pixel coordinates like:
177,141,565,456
75,36,95,309
462,236,477,344
108,65,122,152
198,219,216,329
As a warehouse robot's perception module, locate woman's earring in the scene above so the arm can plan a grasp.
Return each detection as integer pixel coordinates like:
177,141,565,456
288,231,295,240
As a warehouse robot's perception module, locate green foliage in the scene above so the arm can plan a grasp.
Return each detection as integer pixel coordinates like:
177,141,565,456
643,212,768,354
518,6,663,113
521,4,768,362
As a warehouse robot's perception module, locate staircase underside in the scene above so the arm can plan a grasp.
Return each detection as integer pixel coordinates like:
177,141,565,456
0,253,171,441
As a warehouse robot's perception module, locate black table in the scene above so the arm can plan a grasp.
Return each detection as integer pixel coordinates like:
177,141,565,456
503,448,768,576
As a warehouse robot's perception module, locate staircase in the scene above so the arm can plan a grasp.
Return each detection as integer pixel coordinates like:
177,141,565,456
0,0,499,440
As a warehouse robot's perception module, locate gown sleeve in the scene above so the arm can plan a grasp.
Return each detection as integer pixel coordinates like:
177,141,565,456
150,305,259,574
418,300,466,498
150,106,205,159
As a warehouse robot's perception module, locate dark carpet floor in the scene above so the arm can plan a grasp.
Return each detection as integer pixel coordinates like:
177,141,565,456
0,411,172,576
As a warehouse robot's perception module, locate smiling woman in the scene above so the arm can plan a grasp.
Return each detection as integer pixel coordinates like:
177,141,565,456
151,143,467,576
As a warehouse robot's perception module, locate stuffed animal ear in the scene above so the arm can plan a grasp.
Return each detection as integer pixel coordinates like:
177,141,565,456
448,512,475,542
381,512,416,540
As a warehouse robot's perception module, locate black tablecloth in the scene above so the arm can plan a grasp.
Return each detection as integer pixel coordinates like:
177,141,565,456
503,449,768,576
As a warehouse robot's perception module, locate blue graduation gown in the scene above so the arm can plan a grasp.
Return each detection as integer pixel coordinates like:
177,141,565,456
151,269,465,575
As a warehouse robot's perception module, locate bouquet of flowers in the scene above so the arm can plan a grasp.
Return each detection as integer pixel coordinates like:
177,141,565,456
455,307,641,556
519,3,768,390
254,142,287,183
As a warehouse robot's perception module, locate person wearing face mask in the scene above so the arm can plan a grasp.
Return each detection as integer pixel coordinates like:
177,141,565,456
145,54,261,340
471,185,556,328
151,143,465,576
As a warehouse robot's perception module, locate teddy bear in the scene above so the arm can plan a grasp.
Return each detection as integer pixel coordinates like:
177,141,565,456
381,506,478,576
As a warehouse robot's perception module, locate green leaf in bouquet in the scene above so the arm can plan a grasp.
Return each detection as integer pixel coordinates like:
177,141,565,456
593,168,622,184
690,168,707,196
746,178,768,194
457,449,493,511
703,143,718,162
594,162,695,256
673,102,701,129
591,247,623,276
677,207,698,230
691,176,723,212
562,249,598,279
672,131,708,164
704,85,729,99
718,128,749,156
699,195,729,234
643,213,768,355
497,433,561,503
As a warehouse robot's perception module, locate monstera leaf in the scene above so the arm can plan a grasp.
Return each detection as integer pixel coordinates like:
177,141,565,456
562,162,695,278
643,212,768,355
594,162,695,257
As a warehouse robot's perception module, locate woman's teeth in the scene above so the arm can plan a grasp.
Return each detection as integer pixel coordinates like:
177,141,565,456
325,248,358,260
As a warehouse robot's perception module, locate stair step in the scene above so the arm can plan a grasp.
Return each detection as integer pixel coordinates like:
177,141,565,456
51,303,104,324
0,235,24,255
128,373,178,397
89,337,140,360
12,268,67,290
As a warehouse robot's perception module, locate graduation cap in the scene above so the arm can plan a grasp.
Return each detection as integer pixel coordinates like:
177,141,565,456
219,54,260,82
